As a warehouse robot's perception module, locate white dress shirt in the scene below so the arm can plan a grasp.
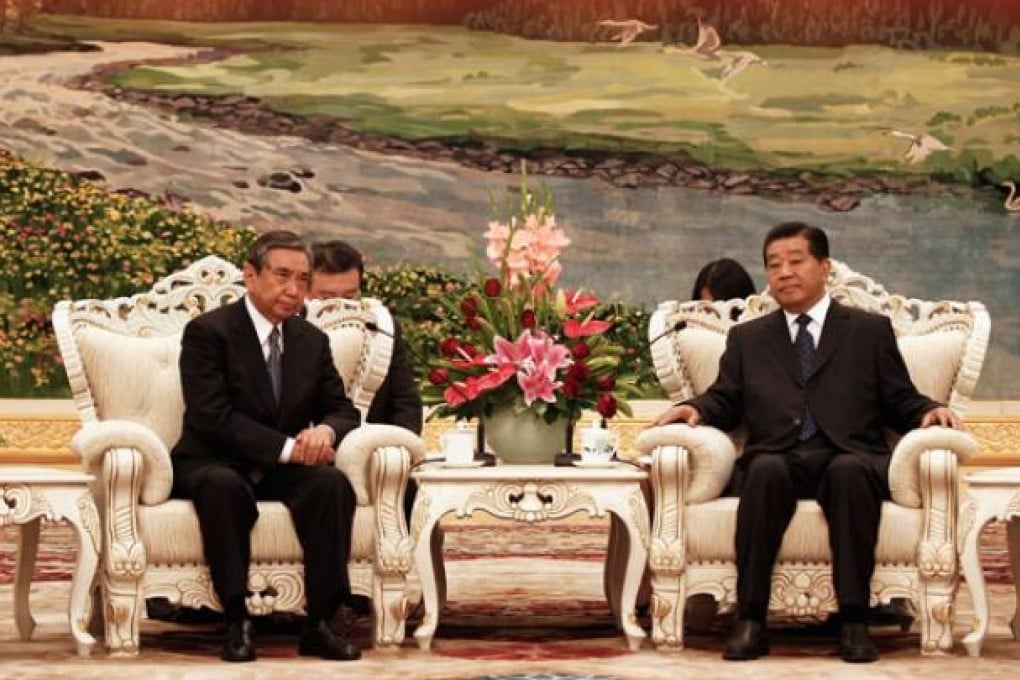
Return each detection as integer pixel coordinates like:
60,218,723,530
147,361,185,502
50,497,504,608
244,296,294,463
783,294,831,348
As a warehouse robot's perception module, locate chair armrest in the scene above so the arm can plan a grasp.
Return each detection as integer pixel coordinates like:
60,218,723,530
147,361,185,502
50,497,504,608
336,424,427,505
70,420,173,505
634,424,737,503
888,427,977,508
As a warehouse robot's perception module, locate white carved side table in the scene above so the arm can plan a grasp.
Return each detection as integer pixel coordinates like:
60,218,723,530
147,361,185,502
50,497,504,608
0,466,100,657
959,468,1020,657
410,464,650,651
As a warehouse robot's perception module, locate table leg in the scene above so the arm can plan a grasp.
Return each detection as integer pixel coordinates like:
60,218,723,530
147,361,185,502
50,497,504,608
608,498,649,651
412,504,444,651
66,505,99,657
14,518,40,641
1007,516,1020,641
960,508,994,657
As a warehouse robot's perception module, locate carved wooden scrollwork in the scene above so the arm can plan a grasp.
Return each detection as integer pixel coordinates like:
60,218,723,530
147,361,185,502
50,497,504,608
462,481,598,522
918,540,957,579
769,570,837,618
0,485,52,525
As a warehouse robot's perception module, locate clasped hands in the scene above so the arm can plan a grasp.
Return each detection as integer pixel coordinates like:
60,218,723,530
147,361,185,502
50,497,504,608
291,424,336,465
648,404,964,430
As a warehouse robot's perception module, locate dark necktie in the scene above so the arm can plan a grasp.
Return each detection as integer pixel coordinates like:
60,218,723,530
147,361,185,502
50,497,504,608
794,314,818,441
267,325,282,405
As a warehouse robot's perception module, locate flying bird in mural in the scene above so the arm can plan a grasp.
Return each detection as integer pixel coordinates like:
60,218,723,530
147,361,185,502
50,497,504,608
662,16,723,60
597,19,658,47
721,51,767,82
888,130,950,164
1002,181,1020,212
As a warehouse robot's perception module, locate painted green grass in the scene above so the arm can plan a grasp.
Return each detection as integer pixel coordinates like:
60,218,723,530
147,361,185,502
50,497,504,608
32,16,1020,180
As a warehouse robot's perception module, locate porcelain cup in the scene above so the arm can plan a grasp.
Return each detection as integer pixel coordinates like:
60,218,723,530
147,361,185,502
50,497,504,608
579,426,619,462
440,427,475,464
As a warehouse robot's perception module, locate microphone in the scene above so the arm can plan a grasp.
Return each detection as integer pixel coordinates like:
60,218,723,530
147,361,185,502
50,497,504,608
365,320,487,456
648,319,687,347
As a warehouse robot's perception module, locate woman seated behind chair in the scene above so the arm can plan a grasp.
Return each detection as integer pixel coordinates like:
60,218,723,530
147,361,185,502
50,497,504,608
692,257,755,302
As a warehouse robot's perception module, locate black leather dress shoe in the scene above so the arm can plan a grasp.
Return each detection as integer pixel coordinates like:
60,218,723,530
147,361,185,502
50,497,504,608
839,622,879,663
298,619,362,661
722,619,769,660
221,619,256,662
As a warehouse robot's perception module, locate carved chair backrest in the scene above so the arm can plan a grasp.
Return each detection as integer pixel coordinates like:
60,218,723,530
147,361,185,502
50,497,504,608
649,260,990,419
52,255,394,449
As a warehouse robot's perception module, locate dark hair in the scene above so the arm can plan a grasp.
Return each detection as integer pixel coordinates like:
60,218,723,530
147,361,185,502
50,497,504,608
691,258,756,301
245,230,310,271
312,240,365,279
762,222,829,264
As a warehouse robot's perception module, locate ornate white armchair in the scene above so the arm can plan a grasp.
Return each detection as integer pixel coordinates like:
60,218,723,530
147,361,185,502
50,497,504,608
52,255,426,656
637,261,989,655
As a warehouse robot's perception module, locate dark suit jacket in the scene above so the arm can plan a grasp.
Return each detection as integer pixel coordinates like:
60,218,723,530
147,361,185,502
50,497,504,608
171,299,361,477
365,322,423,434
688,301,940,457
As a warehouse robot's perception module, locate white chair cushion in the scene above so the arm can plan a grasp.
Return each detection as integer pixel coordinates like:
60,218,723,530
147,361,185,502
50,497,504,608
140,500,377,564
326,325,369,392
686,498,920,564
898,331,967,404
75,325,184,450
675,327,726,395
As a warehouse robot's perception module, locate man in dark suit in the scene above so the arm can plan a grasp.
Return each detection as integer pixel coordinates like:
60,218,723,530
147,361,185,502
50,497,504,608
651,222,962,663
309,240,423,435
171,230,363,663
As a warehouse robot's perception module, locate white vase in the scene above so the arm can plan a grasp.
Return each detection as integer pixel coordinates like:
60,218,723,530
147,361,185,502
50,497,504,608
483,404,569,465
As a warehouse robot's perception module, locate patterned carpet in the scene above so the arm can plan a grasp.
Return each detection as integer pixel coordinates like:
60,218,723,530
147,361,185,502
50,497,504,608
1,517,1017,678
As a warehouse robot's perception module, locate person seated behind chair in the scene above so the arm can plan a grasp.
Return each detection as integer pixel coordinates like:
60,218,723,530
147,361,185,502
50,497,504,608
170,230,363,663
650,222,962,663
691,257,756,301
309,240,423,438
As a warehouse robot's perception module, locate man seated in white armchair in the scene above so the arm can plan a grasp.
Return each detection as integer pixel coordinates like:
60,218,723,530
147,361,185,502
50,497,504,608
170,230,362,662
650,222,962,663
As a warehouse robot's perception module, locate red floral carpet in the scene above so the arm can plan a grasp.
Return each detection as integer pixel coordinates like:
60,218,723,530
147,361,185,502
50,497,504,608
0,519,1013,666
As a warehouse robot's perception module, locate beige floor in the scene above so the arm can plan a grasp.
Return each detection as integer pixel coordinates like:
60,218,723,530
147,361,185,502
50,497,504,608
1,556,1018,679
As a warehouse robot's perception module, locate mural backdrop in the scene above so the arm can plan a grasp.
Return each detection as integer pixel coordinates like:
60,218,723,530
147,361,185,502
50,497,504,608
1,1,1018,397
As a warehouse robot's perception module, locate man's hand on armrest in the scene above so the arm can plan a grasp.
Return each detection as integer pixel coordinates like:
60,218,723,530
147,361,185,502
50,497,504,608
920,406,964,430
647,403,702,428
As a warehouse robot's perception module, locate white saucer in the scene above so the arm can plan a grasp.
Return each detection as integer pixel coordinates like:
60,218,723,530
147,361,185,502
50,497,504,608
572,459,619,468
439,459,486,468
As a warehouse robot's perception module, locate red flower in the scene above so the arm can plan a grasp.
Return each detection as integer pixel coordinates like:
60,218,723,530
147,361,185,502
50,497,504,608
427,368,449,385
571,341,590,360
439,337,460,356
460,295,479,318
596,393,618,419
460,342,478,357
466,316,482,330
444,381,478,407
596,375,616,391
484,277,502,297
563,318,612,338
521,309,536,328
567,360,589,381
563,290,599,315
472,365,517,393
450,354,490,369
563,378,582,397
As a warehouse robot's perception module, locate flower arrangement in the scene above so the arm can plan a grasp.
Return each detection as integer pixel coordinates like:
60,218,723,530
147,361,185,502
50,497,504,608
422,174,638,426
